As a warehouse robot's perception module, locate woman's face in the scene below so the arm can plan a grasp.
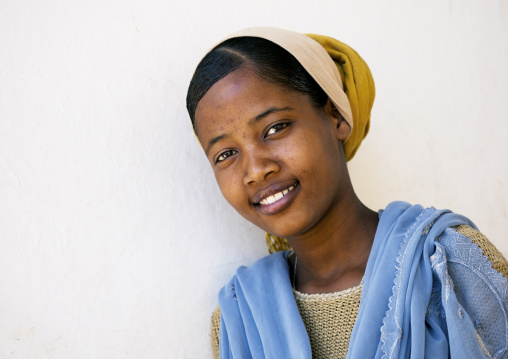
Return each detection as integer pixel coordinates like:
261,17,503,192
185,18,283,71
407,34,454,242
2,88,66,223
194,67,351,239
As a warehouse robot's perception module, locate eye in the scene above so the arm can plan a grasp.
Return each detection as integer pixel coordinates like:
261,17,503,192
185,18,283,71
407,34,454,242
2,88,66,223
265,122,289,137
216,149,237,163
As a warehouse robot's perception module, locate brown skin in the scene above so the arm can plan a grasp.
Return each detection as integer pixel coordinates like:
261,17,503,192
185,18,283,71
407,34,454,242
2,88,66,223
195,67,378,294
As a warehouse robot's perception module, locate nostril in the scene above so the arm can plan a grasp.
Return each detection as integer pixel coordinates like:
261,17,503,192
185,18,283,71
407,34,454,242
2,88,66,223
243,154,281,185
264,170,275,180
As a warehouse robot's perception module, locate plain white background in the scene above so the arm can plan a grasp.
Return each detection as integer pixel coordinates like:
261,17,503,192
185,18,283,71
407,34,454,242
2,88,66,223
1,0,507,357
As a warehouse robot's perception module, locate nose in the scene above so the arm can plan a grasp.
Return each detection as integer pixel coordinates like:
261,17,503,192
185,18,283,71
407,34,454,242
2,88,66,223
242,146,280,185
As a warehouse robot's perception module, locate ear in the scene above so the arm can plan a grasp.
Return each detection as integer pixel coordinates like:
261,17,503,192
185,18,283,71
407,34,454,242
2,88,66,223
327,100,351,141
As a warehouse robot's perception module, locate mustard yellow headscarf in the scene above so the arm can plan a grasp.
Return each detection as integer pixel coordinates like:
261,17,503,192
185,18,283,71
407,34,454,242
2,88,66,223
306,33,375,161
219,28,376,253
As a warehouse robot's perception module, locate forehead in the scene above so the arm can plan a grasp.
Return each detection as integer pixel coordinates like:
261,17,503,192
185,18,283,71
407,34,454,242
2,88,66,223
194,68,297,137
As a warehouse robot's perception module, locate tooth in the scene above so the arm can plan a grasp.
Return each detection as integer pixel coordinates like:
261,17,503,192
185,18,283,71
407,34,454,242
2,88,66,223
260,186,298,206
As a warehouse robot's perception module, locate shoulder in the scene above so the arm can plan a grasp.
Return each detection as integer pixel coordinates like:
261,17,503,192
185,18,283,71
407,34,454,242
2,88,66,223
452,225,508,278
237,250,290,273
432,225,508,357
219,250,290,298
211,252,290,359
436,224,508,279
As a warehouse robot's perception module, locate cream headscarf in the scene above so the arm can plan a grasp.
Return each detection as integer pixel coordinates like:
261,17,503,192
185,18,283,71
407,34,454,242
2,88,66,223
219,27,376,253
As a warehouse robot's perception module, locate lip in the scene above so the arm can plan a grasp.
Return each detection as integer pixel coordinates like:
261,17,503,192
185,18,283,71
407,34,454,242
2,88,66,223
252,180,300,215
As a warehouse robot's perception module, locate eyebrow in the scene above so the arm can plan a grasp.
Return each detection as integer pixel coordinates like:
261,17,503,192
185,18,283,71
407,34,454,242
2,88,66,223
248,106,294,126
205,106,294,155
205,133,229,155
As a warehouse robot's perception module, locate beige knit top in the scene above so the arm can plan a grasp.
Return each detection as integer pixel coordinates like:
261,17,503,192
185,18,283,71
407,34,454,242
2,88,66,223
211,226,508,359
293,282,362,358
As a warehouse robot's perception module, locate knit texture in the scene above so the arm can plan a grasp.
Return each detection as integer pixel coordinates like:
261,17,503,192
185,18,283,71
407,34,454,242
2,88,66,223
211,306,221,359
294,283,362,359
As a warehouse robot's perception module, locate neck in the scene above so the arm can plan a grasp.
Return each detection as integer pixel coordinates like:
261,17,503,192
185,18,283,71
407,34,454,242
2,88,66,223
287,194,378,294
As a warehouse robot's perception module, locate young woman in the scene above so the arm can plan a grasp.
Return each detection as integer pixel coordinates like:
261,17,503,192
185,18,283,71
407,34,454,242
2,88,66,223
186,27,508,359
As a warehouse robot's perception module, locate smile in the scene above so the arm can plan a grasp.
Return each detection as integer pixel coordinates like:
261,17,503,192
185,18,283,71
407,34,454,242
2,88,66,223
253,181,300,216
259,185,296,205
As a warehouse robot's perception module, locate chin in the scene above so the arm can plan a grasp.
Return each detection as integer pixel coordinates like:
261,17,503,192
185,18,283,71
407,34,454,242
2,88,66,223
259,220,312,240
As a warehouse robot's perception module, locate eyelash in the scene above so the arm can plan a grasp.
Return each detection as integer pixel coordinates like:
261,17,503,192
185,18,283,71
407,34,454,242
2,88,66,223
216,149,237,163
265,122,289,137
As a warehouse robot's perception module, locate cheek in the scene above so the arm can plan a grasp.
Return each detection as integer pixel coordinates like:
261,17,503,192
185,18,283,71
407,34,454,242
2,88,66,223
276,134,322,174
284,132,341,185
214,168,246,208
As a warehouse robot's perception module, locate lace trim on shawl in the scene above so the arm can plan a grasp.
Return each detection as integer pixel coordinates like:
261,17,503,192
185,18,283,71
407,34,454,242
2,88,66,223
380,207,441,359
427,244,448,318
440,228,508,300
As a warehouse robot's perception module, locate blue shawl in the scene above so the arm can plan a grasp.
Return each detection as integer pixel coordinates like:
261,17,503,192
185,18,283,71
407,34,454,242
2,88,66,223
218,202,508,358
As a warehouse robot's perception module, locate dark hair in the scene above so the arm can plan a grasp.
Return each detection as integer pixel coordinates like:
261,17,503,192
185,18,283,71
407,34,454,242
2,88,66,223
186,37,328,132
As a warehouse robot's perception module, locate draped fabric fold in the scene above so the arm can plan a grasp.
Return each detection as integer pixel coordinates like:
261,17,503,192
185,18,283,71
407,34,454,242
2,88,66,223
219,250,311,359
305,33,375,161
218,202,508,358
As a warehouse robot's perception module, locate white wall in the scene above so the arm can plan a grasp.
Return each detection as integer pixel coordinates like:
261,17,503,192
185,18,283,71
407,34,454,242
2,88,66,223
1,0,507,357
